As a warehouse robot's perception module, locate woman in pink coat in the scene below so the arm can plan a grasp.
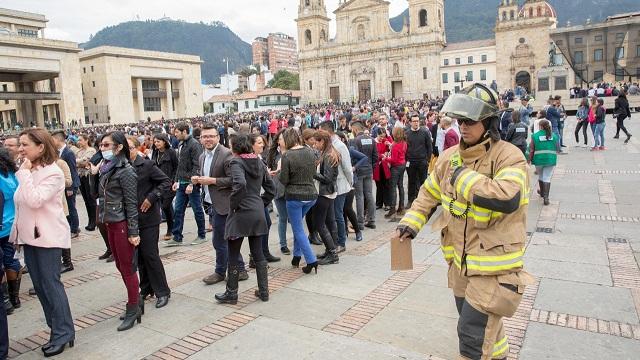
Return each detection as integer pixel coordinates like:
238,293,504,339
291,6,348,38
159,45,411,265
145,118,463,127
11,128,75,357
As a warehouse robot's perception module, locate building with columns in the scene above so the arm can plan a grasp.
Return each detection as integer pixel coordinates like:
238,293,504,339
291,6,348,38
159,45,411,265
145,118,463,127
0,8,84,130
296,0,446,104
79,46,203,124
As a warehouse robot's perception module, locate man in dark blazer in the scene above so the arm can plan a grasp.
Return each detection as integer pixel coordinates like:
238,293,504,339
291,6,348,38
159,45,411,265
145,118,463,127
52,131,81,273
191,123,248,285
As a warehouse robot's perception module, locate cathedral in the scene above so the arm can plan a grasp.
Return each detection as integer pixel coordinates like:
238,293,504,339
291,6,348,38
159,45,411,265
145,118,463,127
296,0,561,104
296,0,446,104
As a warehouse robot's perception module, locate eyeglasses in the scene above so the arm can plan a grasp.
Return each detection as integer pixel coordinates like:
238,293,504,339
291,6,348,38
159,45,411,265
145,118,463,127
458,118,480,127
99,142,114,148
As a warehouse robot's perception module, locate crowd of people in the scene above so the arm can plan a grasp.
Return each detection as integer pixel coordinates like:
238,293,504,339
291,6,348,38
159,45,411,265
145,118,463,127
570,82,640,99
0,81,635,358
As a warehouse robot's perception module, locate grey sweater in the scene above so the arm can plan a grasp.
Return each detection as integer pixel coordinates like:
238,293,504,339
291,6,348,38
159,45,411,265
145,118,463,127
279,147,318,201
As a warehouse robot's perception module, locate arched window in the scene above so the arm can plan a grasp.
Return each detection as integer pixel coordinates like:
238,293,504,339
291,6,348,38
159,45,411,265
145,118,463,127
357,24,365,40
330,70,336,83
320,29,326,42
305,0,310,6
305,29,312,45
502,11,507,21
537,7,542,16
529,8,533,17
419,9,428,27
510,10,515,20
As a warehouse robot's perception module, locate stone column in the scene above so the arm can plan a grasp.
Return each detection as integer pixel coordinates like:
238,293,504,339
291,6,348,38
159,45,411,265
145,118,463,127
35,100,44,128
136,78,144,122
164,79,173,119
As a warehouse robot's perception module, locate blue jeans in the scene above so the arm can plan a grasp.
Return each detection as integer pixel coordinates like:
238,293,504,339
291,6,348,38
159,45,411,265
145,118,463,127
552,129,562,151
65,190,79,233
0,236,21,272
333,193,347,247
593,123,605,147
274,197,288,248
286,199,317,263
172,183,206,242
558,120,565,146
354,175,375,227
210,209,245,276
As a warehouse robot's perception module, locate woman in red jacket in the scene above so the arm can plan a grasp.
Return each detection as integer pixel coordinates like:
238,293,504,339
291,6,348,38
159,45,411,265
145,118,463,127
384,126,408,220
373,128,391,211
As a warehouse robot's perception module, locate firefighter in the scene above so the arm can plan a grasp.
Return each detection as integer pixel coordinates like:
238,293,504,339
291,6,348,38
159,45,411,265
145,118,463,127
393,83,535,360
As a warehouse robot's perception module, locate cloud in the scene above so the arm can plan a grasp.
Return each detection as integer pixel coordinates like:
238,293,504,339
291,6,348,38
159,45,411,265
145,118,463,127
1,0,409,44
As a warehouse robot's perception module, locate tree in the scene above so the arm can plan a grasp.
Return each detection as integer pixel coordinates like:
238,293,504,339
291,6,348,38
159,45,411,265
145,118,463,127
268,70,300,90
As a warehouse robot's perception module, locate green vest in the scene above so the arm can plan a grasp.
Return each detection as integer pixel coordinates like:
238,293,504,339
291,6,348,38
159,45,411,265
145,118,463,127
532,130,557,166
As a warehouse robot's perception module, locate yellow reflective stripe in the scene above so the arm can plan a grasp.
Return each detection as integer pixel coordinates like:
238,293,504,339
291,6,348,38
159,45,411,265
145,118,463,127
441,194,493,222
492,336,509,358
400,217,423,230
495,167,526,181
460,172,483,199
496,167,529,208
455,170,475,194
423,175,441,200
441,245,454,260
452,250,525,272
404,211,427,225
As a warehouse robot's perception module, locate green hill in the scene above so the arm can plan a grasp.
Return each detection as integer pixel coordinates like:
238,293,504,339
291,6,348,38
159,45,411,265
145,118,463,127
82,19,251,84
390,0,640,43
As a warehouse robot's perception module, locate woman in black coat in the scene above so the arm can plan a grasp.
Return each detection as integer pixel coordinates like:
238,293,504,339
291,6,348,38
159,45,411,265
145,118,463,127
127,136,171,309
151,133,179,240
215,134,275,305
614,91,632,143
311,130,340,266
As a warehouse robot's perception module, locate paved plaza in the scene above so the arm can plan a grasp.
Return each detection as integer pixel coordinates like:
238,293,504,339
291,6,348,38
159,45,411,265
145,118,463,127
6,118,640,359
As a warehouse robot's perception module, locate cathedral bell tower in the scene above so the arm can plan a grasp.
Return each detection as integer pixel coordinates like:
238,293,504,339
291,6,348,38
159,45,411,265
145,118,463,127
295,0,330,51
408,0,446,44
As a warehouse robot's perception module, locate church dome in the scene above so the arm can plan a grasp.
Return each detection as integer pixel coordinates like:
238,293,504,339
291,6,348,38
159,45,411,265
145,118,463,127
519,1,556,19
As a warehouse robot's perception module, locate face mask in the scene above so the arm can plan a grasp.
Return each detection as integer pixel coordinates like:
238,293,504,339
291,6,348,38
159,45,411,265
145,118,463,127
102,150,114,161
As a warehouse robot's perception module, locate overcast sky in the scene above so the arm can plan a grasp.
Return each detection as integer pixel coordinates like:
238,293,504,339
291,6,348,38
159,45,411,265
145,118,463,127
3,0,407,44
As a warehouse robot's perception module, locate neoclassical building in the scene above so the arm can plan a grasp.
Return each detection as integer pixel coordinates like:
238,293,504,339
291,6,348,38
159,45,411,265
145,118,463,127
296,0,446,104
297,0,571,104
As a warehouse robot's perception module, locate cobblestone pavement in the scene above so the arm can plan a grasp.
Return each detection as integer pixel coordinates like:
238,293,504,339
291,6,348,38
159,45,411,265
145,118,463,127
7,117,640,359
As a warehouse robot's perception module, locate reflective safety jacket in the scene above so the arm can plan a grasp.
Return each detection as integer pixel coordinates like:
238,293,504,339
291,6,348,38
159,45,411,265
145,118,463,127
398,138,530,276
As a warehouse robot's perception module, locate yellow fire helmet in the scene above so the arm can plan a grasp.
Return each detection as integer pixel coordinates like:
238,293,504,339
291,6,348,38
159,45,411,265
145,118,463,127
441,83,500,122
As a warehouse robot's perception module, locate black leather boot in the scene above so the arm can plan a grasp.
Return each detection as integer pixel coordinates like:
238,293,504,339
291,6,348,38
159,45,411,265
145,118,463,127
6,269,22,308
253,261,269,302
318,249,339,265
120,295,145,320
309,232,323,245
215,266,239,304
2,281,14,315
117,303,142,331
61,249,74,273
543,182,551,206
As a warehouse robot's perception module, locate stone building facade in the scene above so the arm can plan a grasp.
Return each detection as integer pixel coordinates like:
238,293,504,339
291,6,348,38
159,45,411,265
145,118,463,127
494,0,558,94
79,46,203,124
296,0,565,103
296,0,446,104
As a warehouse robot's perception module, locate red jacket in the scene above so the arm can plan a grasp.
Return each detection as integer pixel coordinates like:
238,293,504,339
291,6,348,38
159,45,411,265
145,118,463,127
384,141,407,167
443,128,460,151
373,139,391,181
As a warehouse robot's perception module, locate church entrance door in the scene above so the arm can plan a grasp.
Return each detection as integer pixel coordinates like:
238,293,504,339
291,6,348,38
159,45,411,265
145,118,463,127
358,80,371,102
391,81,402,99
515,71,531,93
330,87,340,103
